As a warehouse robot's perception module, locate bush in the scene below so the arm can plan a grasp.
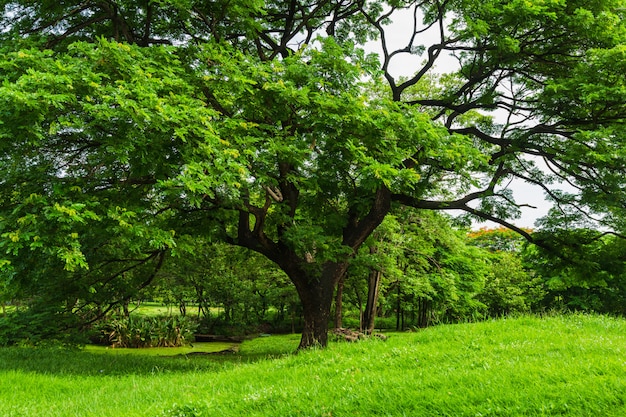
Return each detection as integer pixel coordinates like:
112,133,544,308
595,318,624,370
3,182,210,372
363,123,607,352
94,314,198,348
0,307,88,347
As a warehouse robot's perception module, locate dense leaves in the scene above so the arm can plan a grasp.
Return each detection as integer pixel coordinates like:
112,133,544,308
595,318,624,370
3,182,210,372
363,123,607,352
527,229,626,314
93,314,197,348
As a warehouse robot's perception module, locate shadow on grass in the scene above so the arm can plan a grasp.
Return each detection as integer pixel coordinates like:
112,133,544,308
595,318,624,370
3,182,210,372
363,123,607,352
0,334,301,376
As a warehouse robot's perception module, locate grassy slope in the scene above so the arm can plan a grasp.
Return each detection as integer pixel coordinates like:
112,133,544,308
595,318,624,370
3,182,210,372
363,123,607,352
1,314,625,416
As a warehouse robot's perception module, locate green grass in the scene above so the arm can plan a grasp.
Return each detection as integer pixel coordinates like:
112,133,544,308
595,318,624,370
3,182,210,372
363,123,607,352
131,302,179,316
1,314,625,416
83,342,237,356
131,302,220,318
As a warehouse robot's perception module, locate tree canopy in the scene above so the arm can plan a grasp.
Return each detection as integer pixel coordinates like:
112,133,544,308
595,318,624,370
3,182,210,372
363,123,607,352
1,0,626,348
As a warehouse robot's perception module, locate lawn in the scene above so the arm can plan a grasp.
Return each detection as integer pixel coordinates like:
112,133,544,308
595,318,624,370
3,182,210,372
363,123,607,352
1,314,625,416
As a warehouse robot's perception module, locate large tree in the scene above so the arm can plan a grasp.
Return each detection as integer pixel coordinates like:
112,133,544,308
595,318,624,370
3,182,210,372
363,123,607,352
1,0,626,348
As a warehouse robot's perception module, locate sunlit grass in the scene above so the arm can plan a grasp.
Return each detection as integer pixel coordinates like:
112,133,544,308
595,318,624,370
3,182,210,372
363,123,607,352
1,314,625,416
131,301,220,317
132,301,179,316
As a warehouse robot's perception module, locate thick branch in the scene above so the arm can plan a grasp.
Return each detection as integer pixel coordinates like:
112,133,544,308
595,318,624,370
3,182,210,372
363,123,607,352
343,187,391,250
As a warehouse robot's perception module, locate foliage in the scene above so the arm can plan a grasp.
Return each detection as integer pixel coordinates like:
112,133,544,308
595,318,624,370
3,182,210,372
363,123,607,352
92,314,198,348
467,226,531,252
479,251,545,317
344,210,492,329
152,241,298,333
526,229,626,314
0,304,87,347
467,227,546,317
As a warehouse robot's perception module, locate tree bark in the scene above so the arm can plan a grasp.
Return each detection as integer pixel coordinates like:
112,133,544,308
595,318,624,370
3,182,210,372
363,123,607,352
363,268,381,334
396,284,402,331
334,278,345,329
298,288,333,348
290,262,348,349
362,245,382,334
417,297,430,328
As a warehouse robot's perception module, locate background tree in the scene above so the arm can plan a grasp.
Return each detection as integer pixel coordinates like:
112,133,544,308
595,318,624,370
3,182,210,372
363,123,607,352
0,261,16,316
468,228,546,316
1,0,626,348
341,210,491,330
525,229,626,314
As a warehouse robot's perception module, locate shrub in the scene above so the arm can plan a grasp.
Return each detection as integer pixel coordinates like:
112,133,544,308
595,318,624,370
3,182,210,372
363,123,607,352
94,314,198,348
0,306,88,347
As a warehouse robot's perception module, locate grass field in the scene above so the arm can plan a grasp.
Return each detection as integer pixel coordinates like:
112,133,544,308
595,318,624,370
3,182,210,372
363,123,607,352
1,314,625,416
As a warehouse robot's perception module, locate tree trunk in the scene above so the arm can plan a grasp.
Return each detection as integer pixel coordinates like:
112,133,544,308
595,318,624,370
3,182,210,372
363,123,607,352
363,268,381,334
290,305,296,334
396,284,402,331
299,290,333,348
417,297,429,328
334,278,345,329
353,284,364,331
290,263,348,349
362,245,382,334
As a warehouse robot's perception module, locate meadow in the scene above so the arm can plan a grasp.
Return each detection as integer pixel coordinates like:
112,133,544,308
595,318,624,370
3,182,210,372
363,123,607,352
1,314,625,416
